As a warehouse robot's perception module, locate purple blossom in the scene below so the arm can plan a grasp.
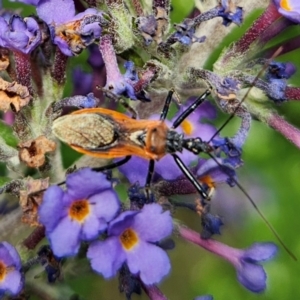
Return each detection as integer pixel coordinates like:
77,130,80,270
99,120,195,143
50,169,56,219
0,242,23,296
99,35,138,100
87,203,173,285
273,0,300,23
25,0,105,56
118,99,217,185
179,227,278,293
173,19,206,46
266,61,296,80
0,15,41,54
218,0,243,26
38,168,120,257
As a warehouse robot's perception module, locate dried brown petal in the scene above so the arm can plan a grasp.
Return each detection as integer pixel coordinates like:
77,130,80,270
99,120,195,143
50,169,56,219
18,135,56,168
19,177,49,226
0,48,10,71
0,78,31,112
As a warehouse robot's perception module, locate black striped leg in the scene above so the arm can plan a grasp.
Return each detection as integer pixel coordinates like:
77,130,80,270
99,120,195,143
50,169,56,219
145,159,155,199
172,89,211,129
172,154,208,203
159,90,174,121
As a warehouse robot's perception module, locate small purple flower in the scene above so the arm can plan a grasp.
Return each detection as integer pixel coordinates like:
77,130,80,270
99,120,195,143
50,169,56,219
266,61,296,80
53,93,98,111
0,15,41,54
0,242,23,296
87,203,173,285
27,0,104,56
273,0,300,23
100,35,138,100
39,168,120,257
173,19,206,46
179,227,278,293
218,0,243,26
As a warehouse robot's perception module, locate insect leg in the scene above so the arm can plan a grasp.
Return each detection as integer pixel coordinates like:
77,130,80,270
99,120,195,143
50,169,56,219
172,153,209,202
92,156,132,172
145,159,155,198
171,89,211,129
159,89,175,121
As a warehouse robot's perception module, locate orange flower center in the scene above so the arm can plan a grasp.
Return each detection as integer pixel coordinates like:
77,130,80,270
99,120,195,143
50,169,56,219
120,228,139,250
69,199,90,223
0,261,7,282
280,0,292,11
181,120,193,135
199,175,215,188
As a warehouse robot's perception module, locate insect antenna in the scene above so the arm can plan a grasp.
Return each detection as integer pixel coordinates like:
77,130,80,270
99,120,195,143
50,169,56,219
208,46,283,143
207,152,297,261
202,46,297,259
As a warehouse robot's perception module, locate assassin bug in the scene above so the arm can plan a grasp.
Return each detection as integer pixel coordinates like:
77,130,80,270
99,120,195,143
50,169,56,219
51,82,296,260
52,89,214,202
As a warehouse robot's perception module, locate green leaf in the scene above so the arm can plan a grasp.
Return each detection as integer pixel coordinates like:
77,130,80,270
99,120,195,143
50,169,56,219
0,176,12,188
0,120,18,147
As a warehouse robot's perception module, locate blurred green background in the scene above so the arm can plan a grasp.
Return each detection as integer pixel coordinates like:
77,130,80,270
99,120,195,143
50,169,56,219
3,0,300,299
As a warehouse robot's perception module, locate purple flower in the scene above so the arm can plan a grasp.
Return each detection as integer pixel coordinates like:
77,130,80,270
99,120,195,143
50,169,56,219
118,99,217,185
266,61,296,80
0,15,41,54
87,203,173,284
273,0,300,23
218,0,243,26
26,0,105,56
173,19,206,46
39,168,120,257
99,35,138,100
0,242,23,296
179,227,278,293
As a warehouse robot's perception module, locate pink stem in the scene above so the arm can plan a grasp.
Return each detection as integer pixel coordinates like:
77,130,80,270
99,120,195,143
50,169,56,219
235,2,281,54
13,51,33,95
285,87,300,100
141,282,168,300
178,226,240,265
267,113,300,149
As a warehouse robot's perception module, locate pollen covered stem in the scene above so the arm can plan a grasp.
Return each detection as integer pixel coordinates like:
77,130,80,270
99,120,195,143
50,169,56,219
266,112,300,150
234,2,281,55
13,51,33,96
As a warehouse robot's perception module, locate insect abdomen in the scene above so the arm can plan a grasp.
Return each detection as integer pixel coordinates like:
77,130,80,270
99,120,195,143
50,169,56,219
52,113,118,149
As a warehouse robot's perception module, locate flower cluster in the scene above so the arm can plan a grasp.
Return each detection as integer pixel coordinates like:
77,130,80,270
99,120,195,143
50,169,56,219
0,0,299,299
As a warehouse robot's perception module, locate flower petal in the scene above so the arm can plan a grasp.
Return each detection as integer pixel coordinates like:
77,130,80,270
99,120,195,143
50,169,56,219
0,242,21,269
80,212,103,241
133,204,173,242
87,237,125,278
89,189,120,222
108,211,138,236
0,269,23,295
236,261,267,293
127,241,171,284
36,0,75,24
66,168,111,200
118,156,149,185
39,185,66,232
48,217,81,257
243,242,278,262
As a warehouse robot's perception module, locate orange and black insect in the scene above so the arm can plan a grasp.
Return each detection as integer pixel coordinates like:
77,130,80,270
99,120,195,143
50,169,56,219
52,87,297,260
52,89,213,200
